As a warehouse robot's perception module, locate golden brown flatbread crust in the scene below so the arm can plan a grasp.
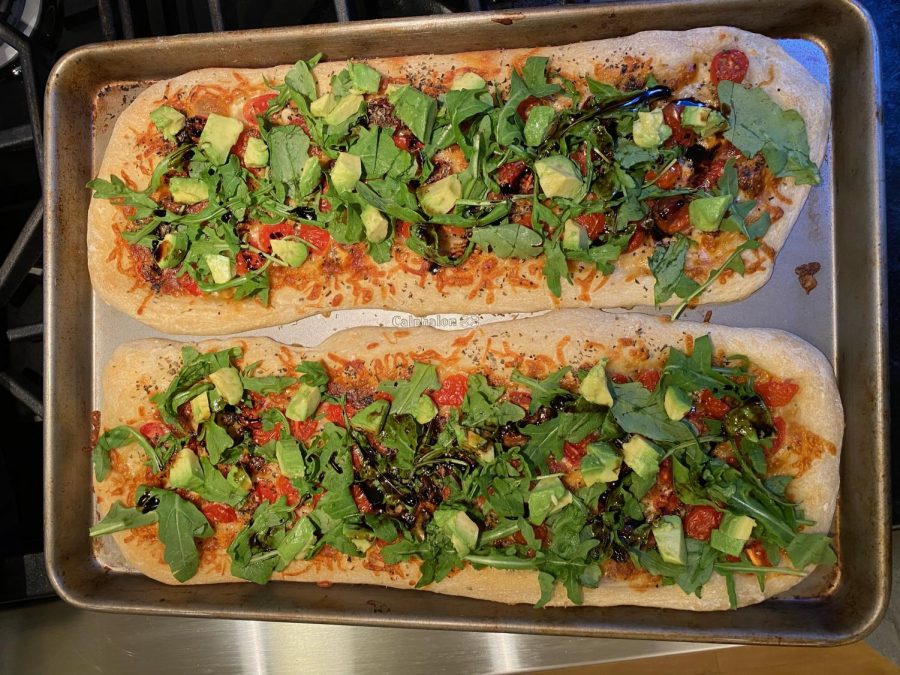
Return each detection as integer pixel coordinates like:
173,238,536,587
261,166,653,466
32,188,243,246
88,27,830,335
94,310,842,609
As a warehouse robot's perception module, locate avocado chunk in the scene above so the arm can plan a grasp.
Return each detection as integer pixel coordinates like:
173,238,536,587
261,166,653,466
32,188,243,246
286,383,321,422
243,136,269,168
681,106,728,138
413,394,437,424
562,218,589,251
433,508,479,557
350,399,389,433
361,205,389,243
450,71,486,91
664,386,692,421
275,438,305,478
169,177,208,205
167,449,204,491
209,367,243,405
204,254,233,285
270,239,309,267
418,174,462,216
150,105,186,141
689,195,732,232
190,392,211,425
154,232,188,270
632,109,672,149
580,359,614,407
227,465,252,492
198,113,244,165
528,477,573,525
331,152,362,193
342,524,374,554
310,93,337,118
297,156,322,197
534,155,582,199
324,93,364,127
580,441,622,486
710,513,756,556
621,435,662,479
653,515,687,565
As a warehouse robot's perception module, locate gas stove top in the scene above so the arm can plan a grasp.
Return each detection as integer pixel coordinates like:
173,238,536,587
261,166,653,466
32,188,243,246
0,0,896,607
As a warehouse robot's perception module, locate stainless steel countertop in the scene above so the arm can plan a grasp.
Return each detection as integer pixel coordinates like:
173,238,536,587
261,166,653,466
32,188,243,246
1,600,722,673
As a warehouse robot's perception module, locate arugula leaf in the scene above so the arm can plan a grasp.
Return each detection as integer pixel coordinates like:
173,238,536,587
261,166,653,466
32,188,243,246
542,237,570,298
349,126,411,181
89,501,158,537
388,85,437,142
204,417,235,464
347,62,380,94
470,223,543,258
611,382,694,442
649,234,691,305
460,374,525,429
510,367,571,413
718,81,820,185
284,59,318,100
148,488,214,582
93,426,165,480
671,239,760,319
521,56,561,98
295,360,329,388
444,89,493,142
194,457,248,506
268,125,310,184
228,497,295,584
786,533,836,568
377,363,439,416
355,179,423,223
380,415,418,470
520,412,604,469
240,368,296,395
275,517,318,570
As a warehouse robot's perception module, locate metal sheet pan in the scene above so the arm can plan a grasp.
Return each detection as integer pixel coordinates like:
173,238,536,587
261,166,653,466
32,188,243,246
44,0,888,644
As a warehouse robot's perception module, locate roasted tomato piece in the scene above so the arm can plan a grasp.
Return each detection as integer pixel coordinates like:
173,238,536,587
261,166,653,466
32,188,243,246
684,505,722,541
754,379,799,408
711,49,750,85
430,374,468,407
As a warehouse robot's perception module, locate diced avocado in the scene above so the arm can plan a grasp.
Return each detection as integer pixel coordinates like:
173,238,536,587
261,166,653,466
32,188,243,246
169,177,208,205
417,174,462,215
413,394,437,424
361,205,389,243
167,448,204,491
198,113,244,165
343,525,374,554
632,109,672,149
324,93,364,126
154,232,188,269
226,465,252,492
433,509,479,557
528,477,573,525
190,392,211,425
310,93,337,117
209,367,243,405
710,513,757,557
348,62,381,94
653,515,687,565
243,136,269,168
523,105,556,147
681,106,728,138
581,359,614,407
150,105,185,141
276,438,305,478
204,254,233,285
664,386,692,421
580,442,622,486
296,156,322,197
450,71,486,91
285,383,321,422
689,195,732,232
350,399,389,433
270,239,309,267
534,155,582,199
621,435,662,479
475,442,495,465
562,219,589,251
331,152,362,193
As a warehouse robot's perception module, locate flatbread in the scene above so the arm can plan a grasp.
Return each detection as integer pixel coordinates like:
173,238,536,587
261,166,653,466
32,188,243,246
88,27,830,335
94,310,842,609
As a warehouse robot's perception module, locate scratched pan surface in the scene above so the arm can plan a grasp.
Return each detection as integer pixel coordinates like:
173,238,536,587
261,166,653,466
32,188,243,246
44,0,888,644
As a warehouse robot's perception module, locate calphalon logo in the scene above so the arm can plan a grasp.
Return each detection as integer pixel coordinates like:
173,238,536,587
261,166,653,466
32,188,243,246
390,314,479,329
